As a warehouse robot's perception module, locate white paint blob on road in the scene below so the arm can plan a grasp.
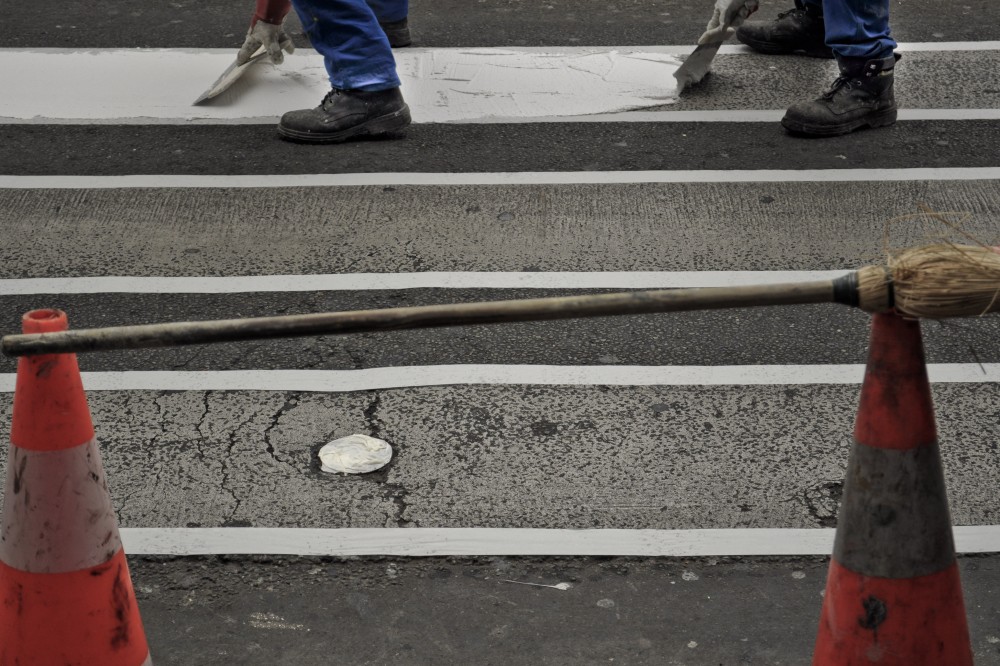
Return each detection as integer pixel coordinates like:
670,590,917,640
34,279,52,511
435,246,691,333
0,48,680,123
317,434,392,474
247,612,309,631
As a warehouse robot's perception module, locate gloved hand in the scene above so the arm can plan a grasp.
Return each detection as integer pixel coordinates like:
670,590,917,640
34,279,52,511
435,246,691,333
675,0,759,90
698,0,759,45
237,20,295,65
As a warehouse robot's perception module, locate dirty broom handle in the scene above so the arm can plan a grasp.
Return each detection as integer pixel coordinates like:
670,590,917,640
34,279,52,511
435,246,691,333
1,278,849,357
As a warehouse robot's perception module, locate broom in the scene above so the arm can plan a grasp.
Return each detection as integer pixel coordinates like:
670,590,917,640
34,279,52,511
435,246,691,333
3,243,1000,357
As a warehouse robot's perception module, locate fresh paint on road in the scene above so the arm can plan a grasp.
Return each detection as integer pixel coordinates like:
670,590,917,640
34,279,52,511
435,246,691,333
6,168,1000,188
2,365,1000,393
0,271,850,294
120,526,1000,556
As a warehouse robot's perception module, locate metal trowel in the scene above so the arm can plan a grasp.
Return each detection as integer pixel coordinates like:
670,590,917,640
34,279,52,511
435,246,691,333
674,0,758,91
193,48,267,105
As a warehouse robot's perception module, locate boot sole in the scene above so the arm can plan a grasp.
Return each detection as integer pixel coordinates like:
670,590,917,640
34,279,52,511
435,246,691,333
781,108,897,137
735,34,833,59
278,105,412,144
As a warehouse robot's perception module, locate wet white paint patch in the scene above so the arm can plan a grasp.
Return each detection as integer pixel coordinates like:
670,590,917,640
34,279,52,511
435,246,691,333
0,48,679,123
400,49,680,120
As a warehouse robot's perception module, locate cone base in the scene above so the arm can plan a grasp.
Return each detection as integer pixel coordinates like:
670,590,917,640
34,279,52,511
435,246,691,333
813,559,972,665
0,548,150,665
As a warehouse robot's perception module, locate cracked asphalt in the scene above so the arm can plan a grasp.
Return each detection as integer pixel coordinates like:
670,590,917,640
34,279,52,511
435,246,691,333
6,0,1000,663
3,384,1000,531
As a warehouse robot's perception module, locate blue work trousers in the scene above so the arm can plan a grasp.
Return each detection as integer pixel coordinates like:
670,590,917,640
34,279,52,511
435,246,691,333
801,0,896,60
291,0,407,90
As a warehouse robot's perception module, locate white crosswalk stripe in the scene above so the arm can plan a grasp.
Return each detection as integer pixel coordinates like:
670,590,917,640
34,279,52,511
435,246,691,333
3,36,1000,561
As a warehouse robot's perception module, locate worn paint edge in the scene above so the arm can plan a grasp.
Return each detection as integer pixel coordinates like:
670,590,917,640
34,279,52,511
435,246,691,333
1,42,996,56
5,168,1000,190
117,526,1000,556
5,109,1000,125
1,365,1000,393
0,271,851,294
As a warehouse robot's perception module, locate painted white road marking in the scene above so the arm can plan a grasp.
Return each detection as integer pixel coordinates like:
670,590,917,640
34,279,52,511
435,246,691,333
1,365,999,393
118,526,1000,556
7,108,1000,125
5,168,1000,189
3,45,1000,124
0,48,681,124
0,271,850,294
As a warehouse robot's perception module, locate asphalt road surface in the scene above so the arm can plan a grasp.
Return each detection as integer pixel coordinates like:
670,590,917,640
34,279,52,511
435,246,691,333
4,1,1000,664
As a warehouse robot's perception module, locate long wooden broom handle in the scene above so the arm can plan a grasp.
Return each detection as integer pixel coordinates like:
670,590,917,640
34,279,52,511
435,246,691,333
1,276,855,357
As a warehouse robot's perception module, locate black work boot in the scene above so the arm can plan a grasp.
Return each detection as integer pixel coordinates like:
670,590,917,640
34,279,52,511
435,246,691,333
379,18,412,47
781,54,899,137
278,87,411,143
735,0,832,58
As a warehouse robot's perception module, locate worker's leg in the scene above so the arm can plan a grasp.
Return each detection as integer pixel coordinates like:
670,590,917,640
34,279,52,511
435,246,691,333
735,0,832,59
366,0,411,47
291,0,399,90
820,0,896,60
278,0,410,143
782,0,898,137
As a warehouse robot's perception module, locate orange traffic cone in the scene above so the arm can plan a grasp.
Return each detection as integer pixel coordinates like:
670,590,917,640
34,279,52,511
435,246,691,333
0,310,151,665
813,311,972,664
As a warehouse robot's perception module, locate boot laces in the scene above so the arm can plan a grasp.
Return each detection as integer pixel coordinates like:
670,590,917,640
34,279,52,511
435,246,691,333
321,88,344,107
822,75,860,99
775,7,807,20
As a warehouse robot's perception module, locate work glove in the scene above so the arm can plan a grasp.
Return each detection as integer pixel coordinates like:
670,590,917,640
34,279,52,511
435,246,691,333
698,0,759,45
237,20,295,66
675,0,758,90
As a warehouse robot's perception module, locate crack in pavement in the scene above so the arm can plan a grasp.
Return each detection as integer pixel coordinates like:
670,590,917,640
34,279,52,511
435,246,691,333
262,393,302,470
363,392,383,440
113,391,148,527
193,392,248,526
362,391,413,528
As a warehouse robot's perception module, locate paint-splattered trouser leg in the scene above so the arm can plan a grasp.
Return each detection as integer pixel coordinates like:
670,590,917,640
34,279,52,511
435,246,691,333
802,0,897,59
290,0,402,90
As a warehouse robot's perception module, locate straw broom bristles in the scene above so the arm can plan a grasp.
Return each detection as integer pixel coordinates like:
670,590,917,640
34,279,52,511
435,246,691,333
841,243,1000,317
883,243,1000,318
861,206,1000,318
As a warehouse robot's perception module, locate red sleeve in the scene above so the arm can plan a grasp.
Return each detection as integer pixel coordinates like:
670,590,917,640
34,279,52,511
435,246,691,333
252,0,292,25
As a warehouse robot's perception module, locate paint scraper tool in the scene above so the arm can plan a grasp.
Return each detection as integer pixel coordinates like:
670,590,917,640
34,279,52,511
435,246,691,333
674,0,758,91
193,48,267,105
